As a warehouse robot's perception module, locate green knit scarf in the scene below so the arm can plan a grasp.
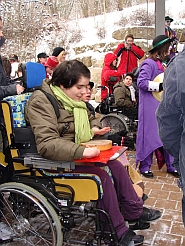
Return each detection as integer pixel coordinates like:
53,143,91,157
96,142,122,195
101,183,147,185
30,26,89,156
50,84,94,144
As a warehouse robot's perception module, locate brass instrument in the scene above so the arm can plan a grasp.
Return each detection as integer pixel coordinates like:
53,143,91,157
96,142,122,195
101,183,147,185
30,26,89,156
152,73,164,102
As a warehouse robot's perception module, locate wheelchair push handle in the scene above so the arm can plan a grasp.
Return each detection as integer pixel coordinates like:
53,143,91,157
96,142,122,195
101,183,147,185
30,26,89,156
98,85,109,91
97,86,114,106
97,85,110,97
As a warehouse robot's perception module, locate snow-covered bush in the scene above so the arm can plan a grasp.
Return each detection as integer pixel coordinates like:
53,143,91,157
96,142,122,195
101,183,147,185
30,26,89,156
114,13,129,27
130,8,155,26
96,25,107,40
114,8,154,27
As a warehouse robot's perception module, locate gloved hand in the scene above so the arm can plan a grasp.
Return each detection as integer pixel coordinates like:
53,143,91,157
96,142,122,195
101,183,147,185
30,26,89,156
159,83,163,92
107,134,122,146
109,76,117,82
117,130,128,136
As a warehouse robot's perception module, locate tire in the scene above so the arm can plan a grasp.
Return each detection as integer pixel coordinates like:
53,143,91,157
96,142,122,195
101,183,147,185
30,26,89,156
0,182,62,246
100,113,129,134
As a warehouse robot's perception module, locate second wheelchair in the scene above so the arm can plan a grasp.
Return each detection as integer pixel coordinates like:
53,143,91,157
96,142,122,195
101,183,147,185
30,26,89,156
95,85,138,148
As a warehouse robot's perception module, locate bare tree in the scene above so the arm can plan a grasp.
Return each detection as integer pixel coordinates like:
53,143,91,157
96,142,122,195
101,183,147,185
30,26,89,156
0,0,155,61
0,0,76,61
0,0,50,60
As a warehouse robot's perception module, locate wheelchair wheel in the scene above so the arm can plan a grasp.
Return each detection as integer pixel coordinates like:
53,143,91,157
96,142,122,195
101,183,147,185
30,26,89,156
0,182,62,246
100,113,129,134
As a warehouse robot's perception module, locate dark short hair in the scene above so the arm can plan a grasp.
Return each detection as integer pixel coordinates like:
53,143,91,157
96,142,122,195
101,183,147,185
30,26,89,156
37,52,48,59
125,34,134,41
50,60,90,88
124,72,134,81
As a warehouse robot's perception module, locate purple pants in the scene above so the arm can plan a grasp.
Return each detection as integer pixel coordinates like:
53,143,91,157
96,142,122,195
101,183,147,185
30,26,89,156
75,160,143,240
139,147,175,173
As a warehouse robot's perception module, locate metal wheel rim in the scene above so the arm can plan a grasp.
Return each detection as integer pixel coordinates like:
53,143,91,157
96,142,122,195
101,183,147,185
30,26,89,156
0,187,57,245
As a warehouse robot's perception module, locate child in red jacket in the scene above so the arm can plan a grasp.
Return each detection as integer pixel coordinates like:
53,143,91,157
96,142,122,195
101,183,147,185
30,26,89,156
101,53,123,100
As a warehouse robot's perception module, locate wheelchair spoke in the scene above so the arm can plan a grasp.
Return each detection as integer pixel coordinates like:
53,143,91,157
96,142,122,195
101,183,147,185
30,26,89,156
101,113,128,134
0,182,62,246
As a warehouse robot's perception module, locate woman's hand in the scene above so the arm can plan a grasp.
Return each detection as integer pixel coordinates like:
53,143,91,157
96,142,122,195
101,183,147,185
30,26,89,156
16,84,24,95
83,147,100,158
92,127,111,135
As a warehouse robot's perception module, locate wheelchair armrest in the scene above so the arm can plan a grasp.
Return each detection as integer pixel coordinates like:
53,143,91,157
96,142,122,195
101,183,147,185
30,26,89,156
12,156,24,164
23,153,75,171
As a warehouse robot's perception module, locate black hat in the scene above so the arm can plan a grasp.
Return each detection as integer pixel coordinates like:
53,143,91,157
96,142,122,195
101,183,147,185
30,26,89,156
52,47,65,57
89,81,94,89
149,35,172,52
37,52,48,59
9,54,18,61
165,16,173,22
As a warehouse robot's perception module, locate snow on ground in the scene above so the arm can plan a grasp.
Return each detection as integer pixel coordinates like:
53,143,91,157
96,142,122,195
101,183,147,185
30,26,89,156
65,0,185,60
36,0,185,59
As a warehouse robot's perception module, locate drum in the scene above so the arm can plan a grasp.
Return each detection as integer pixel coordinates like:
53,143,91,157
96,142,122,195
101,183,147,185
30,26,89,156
81,139,112,151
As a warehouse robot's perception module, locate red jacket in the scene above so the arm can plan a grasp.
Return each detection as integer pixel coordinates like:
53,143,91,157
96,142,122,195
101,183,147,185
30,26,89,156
101,53,123,100
114,43,145,74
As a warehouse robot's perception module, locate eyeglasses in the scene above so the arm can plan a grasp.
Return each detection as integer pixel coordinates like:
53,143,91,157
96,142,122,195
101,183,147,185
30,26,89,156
166,20,171,23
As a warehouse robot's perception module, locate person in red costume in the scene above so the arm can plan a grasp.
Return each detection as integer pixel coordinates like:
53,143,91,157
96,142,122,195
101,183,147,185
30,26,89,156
101,52,123,100
43,56,59,79
114,34,145,75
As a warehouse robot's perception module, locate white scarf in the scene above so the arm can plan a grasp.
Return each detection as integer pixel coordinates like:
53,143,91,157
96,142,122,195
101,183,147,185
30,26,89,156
129,85,136,101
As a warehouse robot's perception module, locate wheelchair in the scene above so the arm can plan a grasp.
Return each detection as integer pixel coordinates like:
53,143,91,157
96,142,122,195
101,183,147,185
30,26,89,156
0,64,126,245
96,84,138,145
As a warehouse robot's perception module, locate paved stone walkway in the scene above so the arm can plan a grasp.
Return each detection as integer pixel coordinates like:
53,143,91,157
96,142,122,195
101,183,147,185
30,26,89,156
127,151,185,246
63,151,185,246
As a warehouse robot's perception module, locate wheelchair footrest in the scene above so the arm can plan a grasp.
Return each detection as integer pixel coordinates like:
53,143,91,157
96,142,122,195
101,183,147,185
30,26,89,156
23,153,75,170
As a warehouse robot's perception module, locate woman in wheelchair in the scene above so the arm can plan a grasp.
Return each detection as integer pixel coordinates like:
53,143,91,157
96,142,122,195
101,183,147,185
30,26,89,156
25,60,161,246
113,73,138,120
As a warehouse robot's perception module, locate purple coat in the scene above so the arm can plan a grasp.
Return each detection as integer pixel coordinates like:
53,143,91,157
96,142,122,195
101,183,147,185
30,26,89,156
165,27,178,58
136,58,164,165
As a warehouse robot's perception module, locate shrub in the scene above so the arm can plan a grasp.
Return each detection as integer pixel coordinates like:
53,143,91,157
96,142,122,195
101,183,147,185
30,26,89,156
130,8,155,26
114,13,129,27
68,23,83,44
96,22,107,39
177,8,185,19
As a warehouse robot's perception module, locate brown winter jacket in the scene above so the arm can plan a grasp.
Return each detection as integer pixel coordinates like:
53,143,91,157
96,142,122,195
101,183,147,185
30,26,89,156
113,82,134,110
25,79,102,162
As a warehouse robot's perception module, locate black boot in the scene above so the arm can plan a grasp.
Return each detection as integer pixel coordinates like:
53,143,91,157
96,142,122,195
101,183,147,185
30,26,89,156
126,207,161,228
139,207,161,223
119,229,144,246
140,171,154,178
129,221,150,230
